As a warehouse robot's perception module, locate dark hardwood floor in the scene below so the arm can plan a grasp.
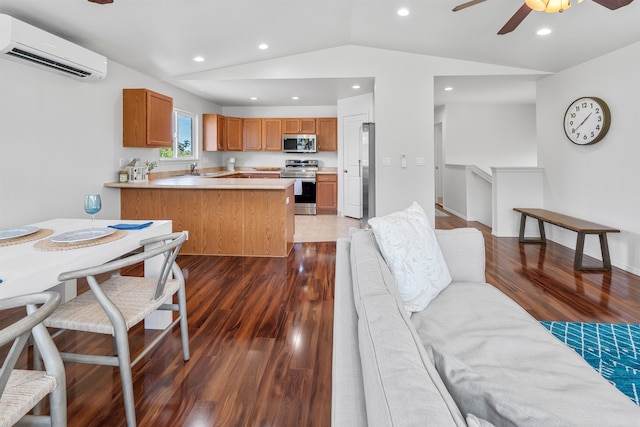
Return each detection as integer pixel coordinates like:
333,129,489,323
4,209,640,426
436,208,640,323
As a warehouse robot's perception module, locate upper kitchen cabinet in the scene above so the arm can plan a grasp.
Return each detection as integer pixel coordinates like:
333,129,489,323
203,114,225,151
282,118,316,134
225,117,243,151
262,119,282,151
243,118,262,151
317,118,337,151
123,89,173,148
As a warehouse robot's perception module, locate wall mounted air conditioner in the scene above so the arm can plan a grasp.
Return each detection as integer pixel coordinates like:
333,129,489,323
0,14,107,81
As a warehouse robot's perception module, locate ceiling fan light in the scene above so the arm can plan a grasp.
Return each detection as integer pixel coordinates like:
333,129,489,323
525,0,548,12
544,0,571,12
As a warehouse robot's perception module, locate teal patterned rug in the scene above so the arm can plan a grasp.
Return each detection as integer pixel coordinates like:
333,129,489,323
541,321,640,406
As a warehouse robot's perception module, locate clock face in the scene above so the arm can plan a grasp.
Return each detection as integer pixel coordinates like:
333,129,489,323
563,97,611,145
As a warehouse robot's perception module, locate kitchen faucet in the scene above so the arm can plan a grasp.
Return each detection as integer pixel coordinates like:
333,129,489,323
190,162,197,175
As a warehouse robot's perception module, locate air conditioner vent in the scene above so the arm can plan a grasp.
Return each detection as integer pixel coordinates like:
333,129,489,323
0,14,107,81
7,47,93,78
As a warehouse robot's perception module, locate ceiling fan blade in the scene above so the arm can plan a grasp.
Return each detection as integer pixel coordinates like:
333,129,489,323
88,0,114,4
452,0,488,12
497,3,532,35
591,0,633,10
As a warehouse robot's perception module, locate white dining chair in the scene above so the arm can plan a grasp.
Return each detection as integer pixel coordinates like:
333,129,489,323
0,291,66,427
43,232,189,427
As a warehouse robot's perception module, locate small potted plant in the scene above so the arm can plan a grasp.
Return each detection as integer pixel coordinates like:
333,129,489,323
145,160,158,180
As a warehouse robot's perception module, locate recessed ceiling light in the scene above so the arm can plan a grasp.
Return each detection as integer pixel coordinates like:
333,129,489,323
397,8,410,17
352,85,361,89
193,56,205,62
537,28,552,36
291,96,300,100
250,97,258,101
258,43,269,50
444,87,453,91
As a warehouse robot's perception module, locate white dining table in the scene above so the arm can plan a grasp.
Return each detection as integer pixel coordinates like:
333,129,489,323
0,218,173,328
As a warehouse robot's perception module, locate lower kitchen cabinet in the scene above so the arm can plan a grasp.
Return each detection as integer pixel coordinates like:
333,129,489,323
119,186,294,256
316,173,337,214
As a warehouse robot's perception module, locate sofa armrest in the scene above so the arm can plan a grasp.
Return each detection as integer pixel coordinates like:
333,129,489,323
332,238,368,427
435,228,485,283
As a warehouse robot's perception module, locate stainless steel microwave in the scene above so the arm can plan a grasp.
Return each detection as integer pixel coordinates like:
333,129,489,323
282,134,317,153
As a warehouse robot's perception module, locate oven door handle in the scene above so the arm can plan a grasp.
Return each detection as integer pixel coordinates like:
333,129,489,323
298,178,316,183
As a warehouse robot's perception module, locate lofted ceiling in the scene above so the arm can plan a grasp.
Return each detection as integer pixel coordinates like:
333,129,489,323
1,0,639,106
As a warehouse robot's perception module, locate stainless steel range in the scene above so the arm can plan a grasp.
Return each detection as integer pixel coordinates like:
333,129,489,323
281,159,319,215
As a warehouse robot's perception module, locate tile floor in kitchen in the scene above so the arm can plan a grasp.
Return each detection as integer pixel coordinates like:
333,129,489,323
294,214,361,242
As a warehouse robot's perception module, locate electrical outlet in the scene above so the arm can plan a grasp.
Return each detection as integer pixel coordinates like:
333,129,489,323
416,157,426,166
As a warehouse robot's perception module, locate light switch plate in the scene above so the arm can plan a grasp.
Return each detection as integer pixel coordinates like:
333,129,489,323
416,157,426,166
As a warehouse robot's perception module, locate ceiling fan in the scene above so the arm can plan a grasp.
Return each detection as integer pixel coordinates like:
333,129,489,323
452,0,634,35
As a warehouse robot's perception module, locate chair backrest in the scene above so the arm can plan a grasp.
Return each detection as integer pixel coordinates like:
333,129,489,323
0,292,61,396
57,232,187,301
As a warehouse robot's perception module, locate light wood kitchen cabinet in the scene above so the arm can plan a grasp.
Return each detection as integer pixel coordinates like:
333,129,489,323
317,117,337,151
225,116,243,151
203,114,225,151
243,118,262,151
282,118,316,134
317,173,337,214
123,89,173,148
119,186,294,257
262,118,282,151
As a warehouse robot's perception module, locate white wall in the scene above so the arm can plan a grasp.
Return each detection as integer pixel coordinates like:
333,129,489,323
0,59,219,227
442,103,537,173
537,41,640,274
443,165,467,219
179,45,543,219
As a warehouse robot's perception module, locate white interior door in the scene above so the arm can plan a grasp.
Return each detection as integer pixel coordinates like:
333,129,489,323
343,113,368,218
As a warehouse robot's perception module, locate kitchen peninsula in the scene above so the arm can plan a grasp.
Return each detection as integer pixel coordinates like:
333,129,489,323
105,173,295,257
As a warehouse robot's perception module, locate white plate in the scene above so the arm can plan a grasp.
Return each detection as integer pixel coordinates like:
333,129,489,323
0,226,40,240
51,228,116,243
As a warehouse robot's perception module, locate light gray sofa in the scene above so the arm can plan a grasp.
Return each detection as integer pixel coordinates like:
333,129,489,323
333,227,640,426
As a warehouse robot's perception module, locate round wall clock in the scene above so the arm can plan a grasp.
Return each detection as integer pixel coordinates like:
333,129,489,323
563,96,611,145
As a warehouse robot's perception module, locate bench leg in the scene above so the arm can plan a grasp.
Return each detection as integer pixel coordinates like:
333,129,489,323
518,214,546,244
574,232,613,272
600,233,613,271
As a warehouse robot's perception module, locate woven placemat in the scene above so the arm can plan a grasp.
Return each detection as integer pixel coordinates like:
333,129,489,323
34,229,127,251
0,228,54,247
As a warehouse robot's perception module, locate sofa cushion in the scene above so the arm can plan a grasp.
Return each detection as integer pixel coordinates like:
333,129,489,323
350,229,398,311
349,229,465,427
357,293,464,427
368,202,452,312
412,281,640,425
433,348,570,427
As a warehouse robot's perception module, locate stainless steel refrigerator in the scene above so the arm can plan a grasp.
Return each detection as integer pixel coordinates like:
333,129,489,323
361,122,375,227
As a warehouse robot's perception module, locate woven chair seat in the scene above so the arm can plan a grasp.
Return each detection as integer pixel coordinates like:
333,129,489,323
0,370,57,427
44,276,181,335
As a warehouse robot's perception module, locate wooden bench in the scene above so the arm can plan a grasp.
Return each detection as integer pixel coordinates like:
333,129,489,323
513,208,620,271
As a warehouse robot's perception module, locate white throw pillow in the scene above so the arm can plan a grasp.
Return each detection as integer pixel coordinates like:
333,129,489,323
368,202,452,312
